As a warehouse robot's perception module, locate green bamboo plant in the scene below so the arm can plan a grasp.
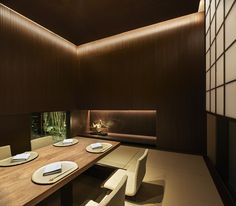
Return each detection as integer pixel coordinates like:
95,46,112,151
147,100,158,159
42,112,66,140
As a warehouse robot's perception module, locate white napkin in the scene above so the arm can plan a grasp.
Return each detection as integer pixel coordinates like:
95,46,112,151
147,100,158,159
12,152,31,161
90,143,103,149
62,139,73,144
43,162,62,176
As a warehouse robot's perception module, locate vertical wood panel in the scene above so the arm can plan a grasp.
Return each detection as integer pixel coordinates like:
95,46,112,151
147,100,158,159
0,4,78,115
0,114,31,155
0,4,79,154
70,110,89,137
0,4,205,154
77,13,205,153
207,113,217,165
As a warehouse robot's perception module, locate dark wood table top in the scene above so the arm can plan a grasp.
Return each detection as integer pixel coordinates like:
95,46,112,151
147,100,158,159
0,136,120,206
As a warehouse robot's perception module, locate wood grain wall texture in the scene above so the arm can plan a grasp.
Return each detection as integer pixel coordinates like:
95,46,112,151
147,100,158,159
0,114,31,154
0,3,205,154
77,12,205,153
0,4,78,115
0,4,78,154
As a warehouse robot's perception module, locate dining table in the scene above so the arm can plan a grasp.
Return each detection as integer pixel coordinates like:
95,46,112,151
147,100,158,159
0,136,120,206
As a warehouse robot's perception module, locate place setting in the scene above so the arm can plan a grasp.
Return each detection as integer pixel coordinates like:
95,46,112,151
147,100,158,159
53,138,79,147
0,151,38,167
86,142,112,153
32,161,78,184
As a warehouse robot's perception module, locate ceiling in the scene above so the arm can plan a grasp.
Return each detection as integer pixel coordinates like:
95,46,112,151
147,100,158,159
0,0,200,45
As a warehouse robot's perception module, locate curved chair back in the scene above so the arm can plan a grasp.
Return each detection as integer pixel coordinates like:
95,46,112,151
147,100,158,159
100,175,127,206
133,149,148,194
0,145,12,160
31,136,53,150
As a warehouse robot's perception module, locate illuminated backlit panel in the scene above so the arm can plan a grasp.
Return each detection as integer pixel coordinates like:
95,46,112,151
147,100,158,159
206,0,210,14
225,42,236,82
206,51,210,70
206,11,210,34
225,0,235,15
216,56,224,86
216,0,224,31
211,65,216,89
206,32,210,52
211,16,216,43
225,2,236,48
211,41,216,65
216,26,224,58
206,0,236,119
89,110,156,136
206,70,210,90
211,0,216,20
226,82,236,118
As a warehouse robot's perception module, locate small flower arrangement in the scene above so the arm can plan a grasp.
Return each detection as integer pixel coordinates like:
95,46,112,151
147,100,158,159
90,119,108,135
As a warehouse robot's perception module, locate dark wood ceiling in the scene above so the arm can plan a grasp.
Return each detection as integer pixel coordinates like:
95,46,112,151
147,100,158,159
0,0,200,44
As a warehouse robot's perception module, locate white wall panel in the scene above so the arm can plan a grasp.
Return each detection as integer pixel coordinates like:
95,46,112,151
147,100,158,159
211,41,216,65
211,0,216,20
216,0,224,31
216,27,224,58
211,89,216,113
206,0,236,119
206,31,210,52
225,42,236,82
206,0,210,13
216,56,224,86
226,82,236,118
225,3,236,48
206,12,210,33
206,71,210,90
211,16,216,43
206,51,210,70
225,0,235,15
211,65,216,89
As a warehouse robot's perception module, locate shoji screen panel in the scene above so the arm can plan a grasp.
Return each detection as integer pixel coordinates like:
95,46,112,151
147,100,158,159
206,0,236,119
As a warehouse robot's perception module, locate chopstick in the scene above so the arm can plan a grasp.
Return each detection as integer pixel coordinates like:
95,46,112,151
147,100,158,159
49,168,73,181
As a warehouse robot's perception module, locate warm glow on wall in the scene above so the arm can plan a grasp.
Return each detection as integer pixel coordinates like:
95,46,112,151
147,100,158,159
90,110,156,113
0,3,76,51
77,13,202,54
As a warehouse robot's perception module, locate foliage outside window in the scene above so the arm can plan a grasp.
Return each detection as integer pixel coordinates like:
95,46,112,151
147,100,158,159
31,111,67,141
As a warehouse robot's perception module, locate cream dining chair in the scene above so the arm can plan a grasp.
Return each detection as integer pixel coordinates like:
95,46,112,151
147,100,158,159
81,175,128,206
103,149,148,196
0,145,12,160
31,136,53,150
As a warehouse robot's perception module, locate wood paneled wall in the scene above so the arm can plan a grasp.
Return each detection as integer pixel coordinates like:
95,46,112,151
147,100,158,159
77,13,205,153
70,110,89,137
0,4,78,154
0,4,78,115
0,114,31,155
0,3,205,154
207,113,217,164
